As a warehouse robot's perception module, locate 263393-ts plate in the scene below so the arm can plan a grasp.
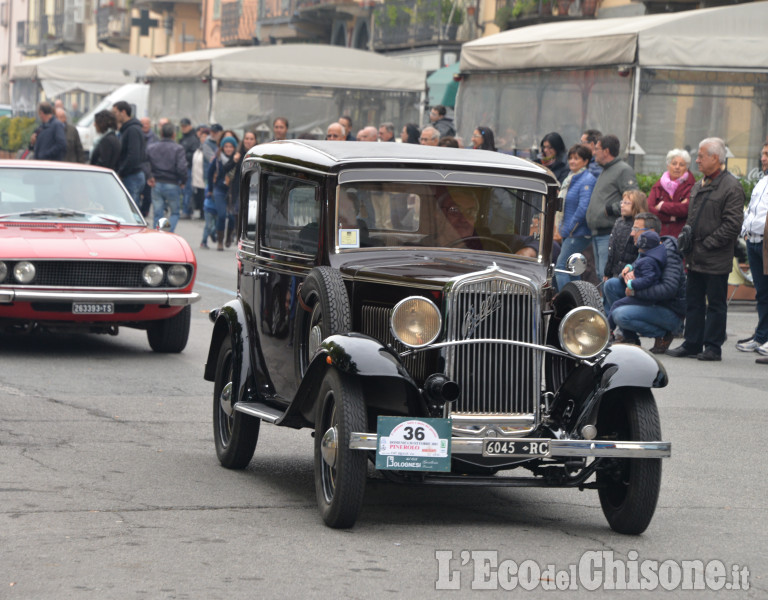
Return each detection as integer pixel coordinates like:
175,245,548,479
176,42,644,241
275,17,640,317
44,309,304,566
483,438,550,457
72,302,114,314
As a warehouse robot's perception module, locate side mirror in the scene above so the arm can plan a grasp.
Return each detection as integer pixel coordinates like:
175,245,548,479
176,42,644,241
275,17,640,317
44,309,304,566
156,217,172,232
554,253,587,276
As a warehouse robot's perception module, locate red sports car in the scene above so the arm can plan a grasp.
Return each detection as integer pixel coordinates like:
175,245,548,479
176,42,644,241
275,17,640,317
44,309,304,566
0,160,200,352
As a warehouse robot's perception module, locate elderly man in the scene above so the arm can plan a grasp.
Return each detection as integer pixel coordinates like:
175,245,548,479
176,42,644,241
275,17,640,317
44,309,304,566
326,122,346,141
55,107,85,163
356,126,378,142
419,126,440,146
667,137,745,361
378,122,395,142
586,134,638,279
33,102,66,161
736,142,768,359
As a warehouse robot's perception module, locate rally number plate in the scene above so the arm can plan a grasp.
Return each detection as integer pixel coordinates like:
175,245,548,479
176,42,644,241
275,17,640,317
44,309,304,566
482,439,550,457
72,302,114,315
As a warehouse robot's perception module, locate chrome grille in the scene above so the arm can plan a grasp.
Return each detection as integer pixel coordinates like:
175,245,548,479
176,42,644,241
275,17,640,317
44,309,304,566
361,304,431,383
444,272,540,417
0,261,186,288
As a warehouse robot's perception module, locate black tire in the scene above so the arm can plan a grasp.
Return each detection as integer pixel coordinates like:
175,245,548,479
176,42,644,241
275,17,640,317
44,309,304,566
147,305,191,353
294,267,351,380
314,368,367,528
546,280,604,389
596,388,662,535
213,336,260,469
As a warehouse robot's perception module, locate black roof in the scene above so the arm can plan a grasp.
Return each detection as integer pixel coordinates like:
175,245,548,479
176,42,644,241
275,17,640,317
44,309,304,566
245,140,557,184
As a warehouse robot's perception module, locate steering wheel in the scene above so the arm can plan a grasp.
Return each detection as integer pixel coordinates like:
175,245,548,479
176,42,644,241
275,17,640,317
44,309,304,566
447,236,512,253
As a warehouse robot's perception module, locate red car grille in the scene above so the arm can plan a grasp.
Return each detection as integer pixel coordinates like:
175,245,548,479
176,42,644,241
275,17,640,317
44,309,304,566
1,261,177,288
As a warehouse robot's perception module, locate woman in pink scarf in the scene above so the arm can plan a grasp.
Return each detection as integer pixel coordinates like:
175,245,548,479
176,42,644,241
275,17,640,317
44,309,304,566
648,148,695,238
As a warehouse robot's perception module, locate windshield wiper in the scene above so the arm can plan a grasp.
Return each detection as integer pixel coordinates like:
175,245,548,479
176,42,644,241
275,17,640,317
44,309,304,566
0,209,121,226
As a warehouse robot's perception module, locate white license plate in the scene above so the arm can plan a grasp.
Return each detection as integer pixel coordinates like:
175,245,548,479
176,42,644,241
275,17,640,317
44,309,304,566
483,439,550,457
72,302,114,315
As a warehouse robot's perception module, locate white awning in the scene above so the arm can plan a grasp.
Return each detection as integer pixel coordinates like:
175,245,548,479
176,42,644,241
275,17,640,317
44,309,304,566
11,53,151,97
461,3,768,72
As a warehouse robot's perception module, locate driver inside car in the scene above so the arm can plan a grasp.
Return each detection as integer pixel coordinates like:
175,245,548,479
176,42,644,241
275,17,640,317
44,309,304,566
436,188,483,250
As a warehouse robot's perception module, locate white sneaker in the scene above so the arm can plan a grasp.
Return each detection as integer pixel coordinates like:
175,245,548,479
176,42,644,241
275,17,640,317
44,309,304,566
735,338,760,352
757,341,768,356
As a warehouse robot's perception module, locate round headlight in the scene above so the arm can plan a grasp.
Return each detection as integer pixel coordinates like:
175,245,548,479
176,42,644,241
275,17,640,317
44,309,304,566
166,265,189,287
391,296,442,348
0,261,7,281
13,261,36,284
142,264,164,287
558,307,610,359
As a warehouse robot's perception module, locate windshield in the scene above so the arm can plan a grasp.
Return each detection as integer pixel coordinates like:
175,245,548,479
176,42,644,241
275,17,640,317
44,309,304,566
0,167,145,225
336,182,546,258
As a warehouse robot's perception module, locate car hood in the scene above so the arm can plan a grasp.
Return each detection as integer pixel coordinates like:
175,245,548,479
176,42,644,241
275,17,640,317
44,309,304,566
0,223,195,263
334,250,548,289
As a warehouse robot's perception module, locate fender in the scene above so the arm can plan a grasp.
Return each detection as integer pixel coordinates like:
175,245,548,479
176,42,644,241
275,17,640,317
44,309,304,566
203,300,260,411
596,344,668,391
278,333,425,429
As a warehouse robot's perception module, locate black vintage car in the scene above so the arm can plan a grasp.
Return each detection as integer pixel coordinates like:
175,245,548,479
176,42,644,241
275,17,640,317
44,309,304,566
204,141,671,533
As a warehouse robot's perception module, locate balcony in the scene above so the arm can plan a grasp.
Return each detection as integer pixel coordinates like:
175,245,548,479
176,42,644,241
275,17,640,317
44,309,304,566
220,0,260,46
372,0,469,50
17,17,62,54
97,5,131,51
494,0,594,30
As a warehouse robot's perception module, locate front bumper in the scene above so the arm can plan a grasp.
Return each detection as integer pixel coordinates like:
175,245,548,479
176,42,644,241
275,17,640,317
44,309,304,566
0,289,201,306
349,433,671,459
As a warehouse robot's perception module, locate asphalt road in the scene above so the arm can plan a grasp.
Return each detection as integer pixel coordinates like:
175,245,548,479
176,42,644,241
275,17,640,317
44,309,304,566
1,217,766,599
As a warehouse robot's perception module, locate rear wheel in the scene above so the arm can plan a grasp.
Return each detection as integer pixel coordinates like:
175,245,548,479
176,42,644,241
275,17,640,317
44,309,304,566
314,368,367,529
596,388,662,535
147,305,191,353
213,336,260,469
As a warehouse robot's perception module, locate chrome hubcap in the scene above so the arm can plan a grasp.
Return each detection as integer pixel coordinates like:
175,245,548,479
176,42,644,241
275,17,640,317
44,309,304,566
220,381,233,416
321,426,338,468
309,324,323,357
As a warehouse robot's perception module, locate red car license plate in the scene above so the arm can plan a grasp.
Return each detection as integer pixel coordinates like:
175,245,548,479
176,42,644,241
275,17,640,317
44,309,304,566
483,439,550,457
72,302,114,315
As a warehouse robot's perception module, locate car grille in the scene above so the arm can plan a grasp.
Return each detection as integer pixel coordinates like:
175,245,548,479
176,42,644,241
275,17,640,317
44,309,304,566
0,261,182,288
444,271,541,418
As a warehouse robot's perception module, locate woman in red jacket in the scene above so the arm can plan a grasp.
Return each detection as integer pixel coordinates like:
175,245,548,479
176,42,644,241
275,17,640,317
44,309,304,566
648,148,695,238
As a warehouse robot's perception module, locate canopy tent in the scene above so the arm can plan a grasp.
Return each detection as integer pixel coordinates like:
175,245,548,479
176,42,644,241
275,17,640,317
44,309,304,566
11,53,150,114
456,3,768,175
146,45,426,136
427,63,460,108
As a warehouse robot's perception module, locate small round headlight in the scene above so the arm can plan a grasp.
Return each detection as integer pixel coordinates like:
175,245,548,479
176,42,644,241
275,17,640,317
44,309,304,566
13,261,36,284
0,261,7,281
391,296,442,348
166,265,189,287
142,264,164,287
558,306,610,359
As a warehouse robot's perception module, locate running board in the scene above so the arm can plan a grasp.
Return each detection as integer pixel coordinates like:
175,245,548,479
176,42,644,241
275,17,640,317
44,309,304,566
233,401,284,424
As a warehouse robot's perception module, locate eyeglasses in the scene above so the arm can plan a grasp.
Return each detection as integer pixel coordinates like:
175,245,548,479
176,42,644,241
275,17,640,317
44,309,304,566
631,226,650,232
620,200,632,205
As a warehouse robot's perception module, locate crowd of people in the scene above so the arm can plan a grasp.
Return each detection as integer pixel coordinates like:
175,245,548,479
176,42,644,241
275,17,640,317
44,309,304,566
19,100,768,363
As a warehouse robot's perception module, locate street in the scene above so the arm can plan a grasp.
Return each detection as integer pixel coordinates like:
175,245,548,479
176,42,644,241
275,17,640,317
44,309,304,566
1,217,766,599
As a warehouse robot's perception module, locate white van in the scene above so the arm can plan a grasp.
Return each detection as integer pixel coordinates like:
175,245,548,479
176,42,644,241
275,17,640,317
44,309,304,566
77,83,149,153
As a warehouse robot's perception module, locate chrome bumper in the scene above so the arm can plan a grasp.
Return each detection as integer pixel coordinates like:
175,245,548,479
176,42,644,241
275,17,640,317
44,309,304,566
349,433,671,459
0,289,201,306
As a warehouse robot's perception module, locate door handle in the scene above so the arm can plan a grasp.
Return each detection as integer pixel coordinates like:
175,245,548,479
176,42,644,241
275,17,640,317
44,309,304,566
243,268,268,280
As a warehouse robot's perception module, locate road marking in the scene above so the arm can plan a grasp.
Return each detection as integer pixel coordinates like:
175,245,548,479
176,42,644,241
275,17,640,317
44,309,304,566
195,281,236,296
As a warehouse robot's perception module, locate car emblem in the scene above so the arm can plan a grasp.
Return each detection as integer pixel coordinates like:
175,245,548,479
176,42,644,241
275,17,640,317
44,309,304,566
461,294,502,339
89,252,98,256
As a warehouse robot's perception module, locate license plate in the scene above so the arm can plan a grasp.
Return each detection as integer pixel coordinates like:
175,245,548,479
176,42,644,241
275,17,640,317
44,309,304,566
483,439,550,457
72,302,114,315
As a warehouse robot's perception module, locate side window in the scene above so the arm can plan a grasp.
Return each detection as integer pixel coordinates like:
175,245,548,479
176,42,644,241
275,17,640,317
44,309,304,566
262,175,320,254
244,170,259,241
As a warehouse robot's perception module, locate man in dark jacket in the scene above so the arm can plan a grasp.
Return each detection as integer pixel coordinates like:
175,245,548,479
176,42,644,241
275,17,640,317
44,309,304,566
429,105,456,139
178,118,199,219
55,108,86,163
608,213,686,354
113,101,146,208
667,137,745,361
33,102,66,161
146,122,187,232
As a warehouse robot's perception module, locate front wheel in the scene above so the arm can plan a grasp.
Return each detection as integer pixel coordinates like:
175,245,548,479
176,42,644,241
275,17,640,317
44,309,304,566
314,368,367,528
213,336,260,469
147,305,191,353
596,388,662,535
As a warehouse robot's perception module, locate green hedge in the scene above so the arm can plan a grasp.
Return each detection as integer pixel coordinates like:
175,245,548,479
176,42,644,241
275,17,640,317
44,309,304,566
0,116,38,152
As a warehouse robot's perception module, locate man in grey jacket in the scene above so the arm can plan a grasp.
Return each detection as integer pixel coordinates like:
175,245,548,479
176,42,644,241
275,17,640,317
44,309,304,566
586,134,638,279
667,137,744,361
146,122,188,232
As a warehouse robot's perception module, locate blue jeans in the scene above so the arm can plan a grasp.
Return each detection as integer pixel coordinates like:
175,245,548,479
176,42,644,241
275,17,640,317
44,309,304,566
555,236,591,291
747,241,768,344
611,303,683,339
152,182,181,231
591,234,611,281
182,169,193,216
122,171,146,210
603,276,625,312
214,188,229,232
